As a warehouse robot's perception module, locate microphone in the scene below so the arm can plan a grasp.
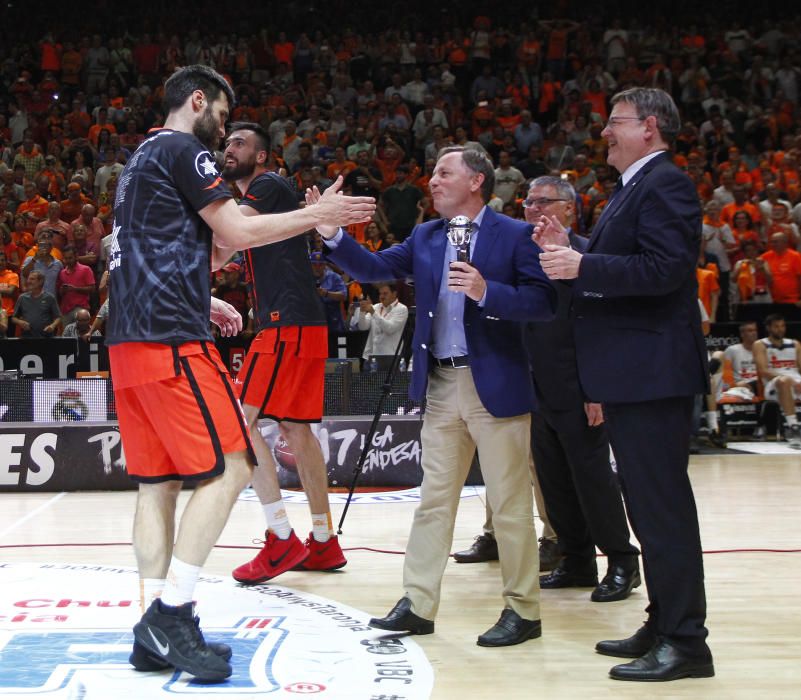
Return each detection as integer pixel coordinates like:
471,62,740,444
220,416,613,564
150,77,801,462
446,215,473,263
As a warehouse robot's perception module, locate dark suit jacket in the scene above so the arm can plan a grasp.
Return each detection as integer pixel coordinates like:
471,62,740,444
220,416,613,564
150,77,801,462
571,152,709,403
526,230,588,411
326,207,556,417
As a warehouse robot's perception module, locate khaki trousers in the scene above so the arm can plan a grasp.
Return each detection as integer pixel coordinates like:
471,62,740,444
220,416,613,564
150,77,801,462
403,367,541,620
483,452,557,541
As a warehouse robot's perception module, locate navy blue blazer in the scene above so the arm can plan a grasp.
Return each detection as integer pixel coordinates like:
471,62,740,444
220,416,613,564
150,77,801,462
326,207,556,417
571,152,709,403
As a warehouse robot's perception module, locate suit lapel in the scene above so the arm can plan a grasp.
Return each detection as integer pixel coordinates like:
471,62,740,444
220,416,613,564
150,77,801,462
430,219,448,295
587,152,669,251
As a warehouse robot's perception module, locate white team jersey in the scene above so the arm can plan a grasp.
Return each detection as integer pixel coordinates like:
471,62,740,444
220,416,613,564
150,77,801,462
758,337,801,377
723,343,758,384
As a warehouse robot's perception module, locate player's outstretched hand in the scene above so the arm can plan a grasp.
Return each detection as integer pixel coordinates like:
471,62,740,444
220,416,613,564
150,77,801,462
306,176,375,239
210,296,243,337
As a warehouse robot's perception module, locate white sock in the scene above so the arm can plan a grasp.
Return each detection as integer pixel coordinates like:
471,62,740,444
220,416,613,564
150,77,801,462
139,578,166,614
785,414,798,427
311,512,332,543
264,500,292,539
705,411,719,432
160,557,201,608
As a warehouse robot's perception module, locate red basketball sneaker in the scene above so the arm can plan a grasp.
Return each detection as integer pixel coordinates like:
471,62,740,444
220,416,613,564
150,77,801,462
296,533,347,571
232,530,309,584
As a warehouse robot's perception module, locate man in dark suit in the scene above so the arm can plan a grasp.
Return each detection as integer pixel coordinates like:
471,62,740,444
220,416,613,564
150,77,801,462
525,176,640,600
455,176,641,603
311,146,556,647
538,88,714,682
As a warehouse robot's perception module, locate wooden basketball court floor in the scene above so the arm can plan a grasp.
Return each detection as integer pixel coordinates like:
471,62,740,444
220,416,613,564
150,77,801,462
1,451,799,699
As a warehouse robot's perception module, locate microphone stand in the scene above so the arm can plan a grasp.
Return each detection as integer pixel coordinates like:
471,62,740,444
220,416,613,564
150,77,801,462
337,307,416,534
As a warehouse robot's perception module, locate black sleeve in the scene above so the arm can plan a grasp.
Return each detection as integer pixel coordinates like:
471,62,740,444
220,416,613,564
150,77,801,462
172,139,232,212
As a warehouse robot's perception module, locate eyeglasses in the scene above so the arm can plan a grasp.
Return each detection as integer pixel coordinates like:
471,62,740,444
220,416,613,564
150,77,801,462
523,197,571,208
604,116,646,129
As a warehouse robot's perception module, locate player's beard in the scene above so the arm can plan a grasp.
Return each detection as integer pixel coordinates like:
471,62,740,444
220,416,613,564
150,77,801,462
222,152,257,182
193,104,220,151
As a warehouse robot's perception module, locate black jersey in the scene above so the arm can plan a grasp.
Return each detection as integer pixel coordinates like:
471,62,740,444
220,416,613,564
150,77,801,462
107,129,232,345
240,172,326,329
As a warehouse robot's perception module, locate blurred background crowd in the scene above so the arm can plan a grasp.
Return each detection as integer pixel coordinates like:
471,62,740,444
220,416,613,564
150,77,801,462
2,1,801,339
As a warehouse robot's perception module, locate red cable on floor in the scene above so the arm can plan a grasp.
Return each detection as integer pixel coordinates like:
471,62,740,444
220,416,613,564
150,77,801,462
0,543,799,555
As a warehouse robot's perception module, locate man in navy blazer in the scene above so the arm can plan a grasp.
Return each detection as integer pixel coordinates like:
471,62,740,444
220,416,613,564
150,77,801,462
539,88,713,682
314,146,555,647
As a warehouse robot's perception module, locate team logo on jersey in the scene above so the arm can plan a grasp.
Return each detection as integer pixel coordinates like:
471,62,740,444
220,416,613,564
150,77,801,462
195,151,220,180
0,563,433,699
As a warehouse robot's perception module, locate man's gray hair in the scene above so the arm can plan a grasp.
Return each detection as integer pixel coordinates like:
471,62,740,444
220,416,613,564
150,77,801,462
530,175,576,201
610,87,681,145
437,145,495,203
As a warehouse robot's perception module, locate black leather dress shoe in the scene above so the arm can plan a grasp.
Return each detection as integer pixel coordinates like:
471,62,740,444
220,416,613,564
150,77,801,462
609,640,714,681
538,538,562,571
591,565,641,602
477,608,542,647
540,566,598,589
369,597,434,635
453,534,499,563
596,625,657,658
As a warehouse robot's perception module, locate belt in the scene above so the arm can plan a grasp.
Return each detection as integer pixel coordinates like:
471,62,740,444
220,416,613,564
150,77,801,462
432,355,470,368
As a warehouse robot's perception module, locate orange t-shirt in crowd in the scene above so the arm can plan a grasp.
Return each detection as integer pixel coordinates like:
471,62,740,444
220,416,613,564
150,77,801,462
17,196,50,234
24,245,64,262
518,39,541,70
3,242,21,269
720,201,761,228
273,42,295,65
87,122,117,147
497,113,521,131
60,195,93,223
696,267,720,316
539,80,561,113
11,231,35,253
325,160,356,180
760,248,801,303
344,222,368,244
0,268,20,314
375,155,402,190
779,168,800,200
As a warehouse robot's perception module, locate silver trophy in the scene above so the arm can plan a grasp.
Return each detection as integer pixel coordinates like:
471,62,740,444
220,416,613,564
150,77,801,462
446,215,473,263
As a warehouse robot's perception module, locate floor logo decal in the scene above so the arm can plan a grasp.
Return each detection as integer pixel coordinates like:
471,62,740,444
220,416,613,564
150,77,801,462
0,563,433,699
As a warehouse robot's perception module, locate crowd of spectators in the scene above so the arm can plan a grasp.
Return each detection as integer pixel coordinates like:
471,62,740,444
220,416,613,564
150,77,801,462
2,7,801,342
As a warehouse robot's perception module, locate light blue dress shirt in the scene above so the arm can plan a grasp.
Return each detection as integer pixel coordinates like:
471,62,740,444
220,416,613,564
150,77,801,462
430,206,486,359
325,206,488,360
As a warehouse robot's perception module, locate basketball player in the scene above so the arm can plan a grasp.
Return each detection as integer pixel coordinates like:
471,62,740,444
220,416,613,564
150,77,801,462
221,122,347,583
107,66,374,681
753,313,801,447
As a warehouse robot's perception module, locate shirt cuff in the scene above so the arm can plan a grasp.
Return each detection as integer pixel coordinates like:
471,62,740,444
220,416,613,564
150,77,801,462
323,228,345,248
478,288,487,307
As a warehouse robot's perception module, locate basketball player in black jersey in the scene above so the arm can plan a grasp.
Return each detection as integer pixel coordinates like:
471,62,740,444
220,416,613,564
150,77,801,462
220,122,347,581
108,66,374,681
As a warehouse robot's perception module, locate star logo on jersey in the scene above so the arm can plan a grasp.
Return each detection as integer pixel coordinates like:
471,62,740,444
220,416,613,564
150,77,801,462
194,151,220,179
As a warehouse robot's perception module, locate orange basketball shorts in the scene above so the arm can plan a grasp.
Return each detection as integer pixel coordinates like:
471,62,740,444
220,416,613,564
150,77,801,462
110,341,254,483
237,325,327,422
